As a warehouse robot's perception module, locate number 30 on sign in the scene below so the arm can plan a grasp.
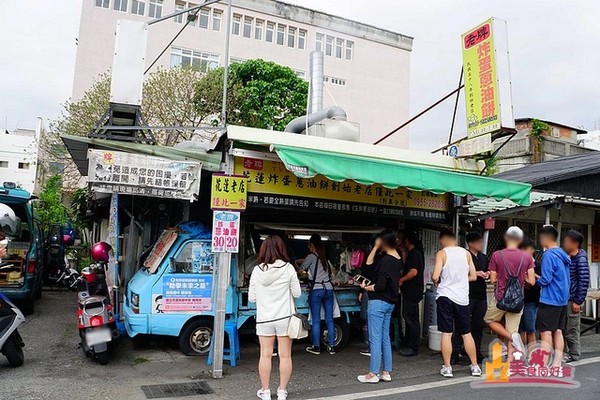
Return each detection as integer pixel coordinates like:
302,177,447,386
212,211,240,253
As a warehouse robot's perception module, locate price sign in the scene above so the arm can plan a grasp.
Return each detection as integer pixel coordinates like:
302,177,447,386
212,211,240,253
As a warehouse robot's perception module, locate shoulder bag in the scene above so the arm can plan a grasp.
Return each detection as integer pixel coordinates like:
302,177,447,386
287,291,310,339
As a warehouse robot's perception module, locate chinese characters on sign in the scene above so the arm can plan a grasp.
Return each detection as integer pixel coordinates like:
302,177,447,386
212,211,240,253
234,157,450,221
462,19,500,137
87,149,202,201
160,275,213,312
210,174,248,211
144,230,179,273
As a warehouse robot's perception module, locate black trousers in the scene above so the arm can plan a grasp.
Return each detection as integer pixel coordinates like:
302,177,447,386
452,297,487,359
402,297,422,351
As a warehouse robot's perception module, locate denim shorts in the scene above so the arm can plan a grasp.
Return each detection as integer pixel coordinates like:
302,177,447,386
519,302,538,334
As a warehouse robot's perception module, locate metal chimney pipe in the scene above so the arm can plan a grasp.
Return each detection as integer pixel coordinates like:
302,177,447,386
309,51,324,114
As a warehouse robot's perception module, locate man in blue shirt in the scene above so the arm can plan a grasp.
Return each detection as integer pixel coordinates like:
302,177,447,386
537,226,571,367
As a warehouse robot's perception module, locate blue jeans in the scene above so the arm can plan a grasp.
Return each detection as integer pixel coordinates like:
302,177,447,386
309,289,335,348
368,299,395,374
519,301,538,334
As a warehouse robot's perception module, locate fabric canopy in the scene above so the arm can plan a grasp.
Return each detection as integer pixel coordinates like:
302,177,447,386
273,145,531,206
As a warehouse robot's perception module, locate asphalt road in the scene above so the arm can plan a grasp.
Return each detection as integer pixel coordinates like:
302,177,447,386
1,290,599,400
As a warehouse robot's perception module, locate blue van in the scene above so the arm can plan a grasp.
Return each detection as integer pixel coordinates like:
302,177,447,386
0,184,44,314
123,222,359,356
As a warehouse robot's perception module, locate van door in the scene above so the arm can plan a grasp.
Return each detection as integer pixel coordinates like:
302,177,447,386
149,240,214,336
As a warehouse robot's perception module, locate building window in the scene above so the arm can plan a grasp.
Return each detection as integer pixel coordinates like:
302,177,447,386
231,57,245,64
298,29,306,50
254,19,263,40
131,0,145,15
232,14,241,35
0,161,8,168
277,24,285,45
345,40,353,60
170,47,219,72
174,1,185,23
198,8,209,29
287,27,296,48
335,38,344,58
551,127,560,138
95,0,110,8
212,9,222,31
148,0,162,18
266,22,274,42
113,0,128,12
295,70,306,79
18,162,30,170
316,33,324,51
243,16,252,38
324,76,347,86
325,35,334,56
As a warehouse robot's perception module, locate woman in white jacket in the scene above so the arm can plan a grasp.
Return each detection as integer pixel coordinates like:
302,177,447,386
249,235,301,400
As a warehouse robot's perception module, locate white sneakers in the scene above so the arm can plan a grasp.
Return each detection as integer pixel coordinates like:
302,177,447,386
440,366,453,378
379,373,392,382
257,388,288,400
357,374,380,383
511,333,526,354
470,365,482,377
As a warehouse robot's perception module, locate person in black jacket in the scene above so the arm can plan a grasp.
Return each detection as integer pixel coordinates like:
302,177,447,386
357,229,403,384
398,232,424,357
562,230,590,362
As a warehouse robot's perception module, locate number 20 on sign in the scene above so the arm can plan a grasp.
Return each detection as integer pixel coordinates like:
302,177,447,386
212,211,240,253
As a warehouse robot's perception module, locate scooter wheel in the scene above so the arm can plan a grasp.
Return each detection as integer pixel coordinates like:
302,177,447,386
97,352,109,365
2,332,24,367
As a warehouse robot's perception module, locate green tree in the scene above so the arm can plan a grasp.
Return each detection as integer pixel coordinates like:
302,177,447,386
194,59,309,131
35,175,70,228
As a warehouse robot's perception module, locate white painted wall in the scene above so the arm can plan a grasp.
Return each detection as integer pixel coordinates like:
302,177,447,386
0,126,39,193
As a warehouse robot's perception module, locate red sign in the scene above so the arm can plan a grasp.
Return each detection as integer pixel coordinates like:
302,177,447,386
463,23,491,49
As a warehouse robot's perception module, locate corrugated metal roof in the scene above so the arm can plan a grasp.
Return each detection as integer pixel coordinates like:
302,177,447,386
61,134,222,176
467,191,562,218
494,152,600,186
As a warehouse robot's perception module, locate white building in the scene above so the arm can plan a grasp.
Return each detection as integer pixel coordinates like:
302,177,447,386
73,0,413,147
0,119,43,194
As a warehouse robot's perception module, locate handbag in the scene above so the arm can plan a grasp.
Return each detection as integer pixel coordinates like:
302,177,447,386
286,291,309,339
496,250,525,313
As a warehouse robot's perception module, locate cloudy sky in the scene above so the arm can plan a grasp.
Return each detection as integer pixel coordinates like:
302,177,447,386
1,0,599,150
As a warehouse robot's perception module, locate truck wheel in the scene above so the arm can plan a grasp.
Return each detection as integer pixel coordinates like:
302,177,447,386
97,352,109,365
179,319,213,356
2,332,24,367
321,318,350,349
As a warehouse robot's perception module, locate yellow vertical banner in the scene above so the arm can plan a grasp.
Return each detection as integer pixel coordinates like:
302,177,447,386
462,18,501,138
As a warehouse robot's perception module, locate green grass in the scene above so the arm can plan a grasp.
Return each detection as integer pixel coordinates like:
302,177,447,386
132,356,150,365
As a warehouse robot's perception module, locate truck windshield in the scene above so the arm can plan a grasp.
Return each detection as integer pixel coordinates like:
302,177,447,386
143,230,178,274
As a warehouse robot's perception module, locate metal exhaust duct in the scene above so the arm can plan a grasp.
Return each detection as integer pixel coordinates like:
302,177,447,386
309,51,324,114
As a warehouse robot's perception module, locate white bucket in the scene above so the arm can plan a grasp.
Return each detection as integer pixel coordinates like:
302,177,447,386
428,325,442,352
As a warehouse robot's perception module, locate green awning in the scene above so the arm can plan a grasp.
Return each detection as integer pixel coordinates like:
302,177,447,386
273,145,531,206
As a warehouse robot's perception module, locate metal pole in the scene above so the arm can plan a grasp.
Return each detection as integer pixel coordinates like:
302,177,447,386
447,68,464,145
557,210,562,242
373,85,464,145
212,251,231,379
482,230,490,254
221,0,233,125
147,0,223,25
545,207,551,226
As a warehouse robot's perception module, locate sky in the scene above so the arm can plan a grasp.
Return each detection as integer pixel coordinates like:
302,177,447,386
1,0,600,150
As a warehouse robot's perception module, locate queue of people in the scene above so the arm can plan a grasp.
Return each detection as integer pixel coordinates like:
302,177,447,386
249,225,590,398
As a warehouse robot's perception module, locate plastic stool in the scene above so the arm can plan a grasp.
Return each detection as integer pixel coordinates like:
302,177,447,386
391,318,401,350
207,321,240,367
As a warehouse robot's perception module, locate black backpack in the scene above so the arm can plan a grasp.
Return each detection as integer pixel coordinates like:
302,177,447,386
496,250,525,313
